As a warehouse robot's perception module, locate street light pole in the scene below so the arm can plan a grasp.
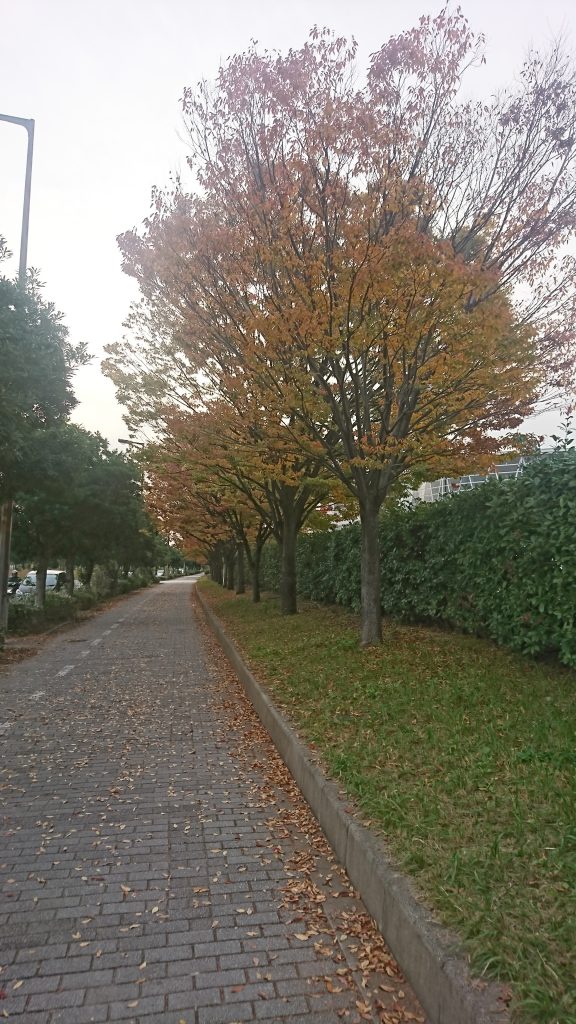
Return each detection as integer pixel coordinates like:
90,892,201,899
0,113,35,640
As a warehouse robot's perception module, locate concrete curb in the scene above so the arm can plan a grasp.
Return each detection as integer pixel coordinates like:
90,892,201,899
197,590,510,1024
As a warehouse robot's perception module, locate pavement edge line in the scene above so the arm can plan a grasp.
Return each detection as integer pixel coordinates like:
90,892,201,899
196,589,510,1024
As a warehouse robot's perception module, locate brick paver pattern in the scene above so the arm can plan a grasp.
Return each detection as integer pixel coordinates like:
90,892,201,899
0,580,425,1023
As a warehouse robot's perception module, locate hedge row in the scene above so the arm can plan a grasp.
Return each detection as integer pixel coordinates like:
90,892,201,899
260,452,576,666
7,570,153,636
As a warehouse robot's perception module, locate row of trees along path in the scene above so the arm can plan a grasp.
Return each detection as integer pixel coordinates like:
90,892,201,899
0,240,162,626
105,10,576,645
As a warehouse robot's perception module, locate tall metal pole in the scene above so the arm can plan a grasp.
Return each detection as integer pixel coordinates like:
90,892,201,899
0,114,35,642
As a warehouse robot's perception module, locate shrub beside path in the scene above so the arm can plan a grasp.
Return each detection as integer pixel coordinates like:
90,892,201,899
0,579,426,1024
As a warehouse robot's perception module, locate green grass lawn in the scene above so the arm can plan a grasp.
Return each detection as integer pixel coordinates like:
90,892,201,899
199,581,575,1024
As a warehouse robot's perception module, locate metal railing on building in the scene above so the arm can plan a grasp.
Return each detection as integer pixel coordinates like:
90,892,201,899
413,458,529,504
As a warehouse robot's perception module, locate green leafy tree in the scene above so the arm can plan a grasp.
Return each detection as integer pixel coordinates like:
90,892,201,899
11,425,152,605
72,451,156,584
0,252,88,500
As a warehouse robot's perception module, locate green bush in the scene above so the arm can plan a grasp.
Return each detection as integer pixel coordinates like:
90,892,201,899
129,568,153,588
262,452,576,666
296,525,362,609
375,453,576,665
8,592,80,634
6,570,147,637
7,600,45,635
260,542,281,593
42,593,79,624
90,564,115,598
73,590,99,611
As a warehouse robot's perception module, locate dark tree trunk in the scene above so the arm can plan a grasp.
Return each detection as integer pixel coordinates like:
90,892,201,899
280,514,298,615
80,560,94,587
235,545,245,595
36,557,48,609
108,563,119,595
224,550,235,591
210,554,222,585
242,528,266,604
360,498,382,645
251,539,263,603
65,557,75,597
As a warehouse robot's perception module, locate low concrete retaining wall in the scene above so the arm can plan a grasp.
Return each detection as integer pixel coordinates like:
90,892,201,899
197,590,509,1024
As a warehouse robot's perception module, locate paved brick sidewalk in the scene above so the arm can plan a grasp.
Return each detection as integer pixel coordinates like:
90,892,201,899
0,580,426,1023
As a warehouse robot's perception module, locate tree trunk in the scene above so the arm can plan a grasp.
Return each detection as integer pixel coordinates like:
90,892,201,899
251,540,262,603
36,558,48,609
65,557,75,597
108,562,119,595
280,516,298,615
235,545,245,595
209,554,222,585
360,498,382,645
81,560,94,587
0,499,13,638
241,524,269,604
224,551,235,591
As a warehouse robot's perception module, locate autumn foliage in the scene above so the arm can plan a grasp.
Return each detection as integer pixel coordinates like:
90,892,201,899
106,8,576,644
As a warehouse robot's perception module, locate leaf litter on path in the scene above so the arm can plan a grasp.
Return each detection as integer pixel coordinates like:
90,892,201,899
193,590,426,1024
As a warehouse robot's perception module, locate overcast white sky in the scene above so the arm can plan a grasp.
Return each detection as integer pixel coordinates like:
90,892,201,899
1,0,574,447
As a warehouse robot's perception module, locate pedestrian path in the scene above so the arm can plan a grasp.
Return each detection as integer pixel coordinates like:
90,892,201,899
0,580,426,1023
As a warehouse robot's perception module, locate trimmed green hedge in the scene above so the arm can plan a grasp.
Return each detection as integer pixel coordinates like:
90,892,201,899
7,593,91,635
261,452,576,666
7,572,150,636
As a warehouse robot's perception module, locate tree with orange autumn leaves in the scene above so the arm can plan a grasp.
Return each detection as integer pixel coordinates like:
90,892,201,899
142,402,347,611
145,446,254,593
107,9,576,644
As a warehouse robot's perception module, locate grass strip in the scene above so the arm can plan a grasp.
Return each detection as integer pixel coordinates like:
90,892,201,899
199,580,575,1024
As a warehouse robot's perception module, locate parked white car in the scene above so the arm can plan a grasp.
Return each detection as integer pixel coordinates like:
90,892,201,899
15,570,67,600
